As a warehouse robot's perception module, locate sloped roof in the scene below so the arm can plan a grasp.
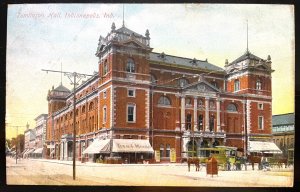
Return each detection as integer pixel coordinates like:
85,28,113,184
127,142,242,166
116,26,143,37
229,50,263,66
150,52,224,72
53,84,71,93
272,113,295,126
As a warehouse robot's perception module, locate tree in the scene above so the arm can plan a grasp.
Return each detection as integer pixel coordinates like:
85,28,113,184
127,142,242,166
9,134,25,153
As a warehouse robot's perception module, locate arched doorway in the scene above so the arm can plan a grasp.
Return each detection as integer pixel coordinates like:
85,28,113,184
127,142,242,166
187,140,197,157
200,140,209,148
212,140,220,147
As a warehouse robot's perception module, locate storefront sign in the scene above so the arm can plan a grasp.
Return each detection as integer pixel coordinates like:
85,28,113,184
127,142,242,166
155,150,160,162
112,139,154,153
170,148,176,163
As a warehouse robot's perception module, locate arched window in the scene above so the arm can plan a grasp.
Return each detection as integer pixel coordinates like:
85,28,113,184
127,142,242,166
82,106,86,113
209,114,215,132
76,109,79,116
186,114,192,130
197,99,204,108
227,103,238,112
126,58,135,73
209,100,215,109
158,96,171,105
234,79,240,91
256,79,262,90
178,78,189,87
89,102,94,111
185,97,192,106
103,59,108,75
198,114,203,131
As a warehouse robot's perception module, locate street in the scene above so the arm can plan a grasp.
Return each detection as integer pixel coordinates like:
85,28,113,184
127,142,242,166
6,157,293,187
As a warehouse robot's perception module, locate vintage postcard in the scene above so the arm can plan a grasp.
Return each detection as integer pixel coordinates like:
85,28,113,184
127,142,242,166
6,3,295,187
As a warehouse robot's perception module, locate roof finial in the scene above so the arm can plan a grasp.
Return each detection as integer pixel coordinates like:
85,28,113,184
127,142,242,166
122,4,125,27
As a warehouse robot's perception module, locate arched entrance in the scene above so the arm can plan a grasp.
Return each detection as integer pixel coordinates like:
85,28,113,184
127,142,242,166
200,140,209,148
212,140,220,147
187,140,197,157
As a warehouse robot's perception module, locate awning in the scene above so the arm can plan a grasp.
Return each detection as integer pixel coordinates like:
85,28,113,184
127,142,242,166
21,149,29,155
24,148,35,156
112,139,154,153
33,148,43,154
82,139,110,154
249,141,282,154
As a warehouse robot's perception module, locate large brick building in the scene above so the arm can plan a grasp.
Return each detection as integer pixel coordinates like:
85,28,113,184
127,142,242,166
45,22,274,163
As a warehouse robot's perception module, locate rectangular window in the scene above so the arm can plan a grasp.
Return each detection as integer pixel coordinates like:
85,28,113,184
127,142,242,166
127,104,136,123
234,80,240,92
127,89,135,97
103,107,107,123
258,116,264,130
258,103,263,110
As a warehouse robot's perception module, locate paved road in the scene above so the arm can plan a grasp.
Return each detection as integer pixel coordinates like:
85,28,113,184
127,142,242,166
6,157,294,187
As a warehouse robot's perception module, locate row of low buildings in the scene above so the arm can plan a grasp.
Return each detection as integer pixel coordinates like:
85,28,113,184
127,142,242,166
22,114,47,158
24,21,294,163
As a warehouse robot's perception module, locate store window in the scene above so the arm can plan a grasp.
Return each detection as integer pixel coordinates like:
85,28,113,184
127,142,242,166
160,144,164,158
166,144,171,158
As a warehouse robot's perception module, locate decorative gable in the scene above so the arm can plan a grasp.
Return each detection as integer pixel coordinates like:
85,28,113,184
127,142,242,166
121,39,150,51
184,81,220,93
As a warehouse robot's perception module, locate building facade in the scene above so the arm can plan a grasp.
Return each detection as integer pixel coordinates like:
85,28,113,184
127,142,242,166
23,123,36,158
272,113,294,157
45,22,274,163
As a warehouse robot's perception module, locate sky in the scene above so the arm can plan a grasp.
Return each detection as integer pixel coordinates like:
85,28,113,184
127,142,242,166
6,4,295,139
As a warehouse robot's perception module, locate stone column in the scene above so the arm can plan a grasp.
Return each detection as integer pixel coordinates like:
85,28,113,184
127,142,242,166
182,137,189,158
217,98,221,132
181,96,185,130
205,97,209,131
193,97,198,131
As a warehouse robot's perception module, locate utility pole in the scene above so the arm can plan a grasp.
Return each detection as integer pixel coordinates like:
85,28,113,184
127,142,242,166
42,69,93,180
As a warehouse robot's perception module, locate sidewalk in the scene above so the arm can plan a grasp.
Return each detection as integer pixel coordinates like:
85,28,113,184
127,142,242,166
29,158,186,167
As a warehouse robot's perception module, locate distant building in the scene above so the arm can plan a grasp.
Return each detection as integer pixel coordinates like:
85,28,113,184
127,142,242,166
33,114,48,158
23,123,36,158
272,113,294,157
45,22,274,163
